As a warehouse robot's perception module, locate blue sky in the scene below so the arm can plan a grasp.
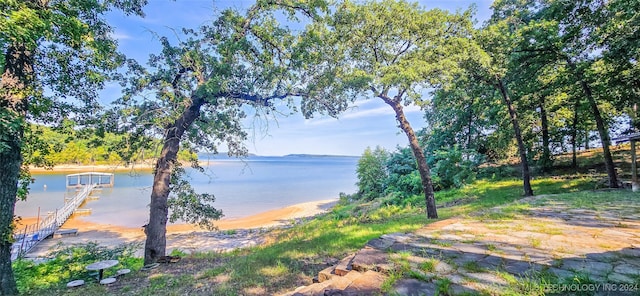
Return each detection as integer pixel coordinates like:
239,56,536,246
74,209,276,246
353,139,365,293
104,0,493,156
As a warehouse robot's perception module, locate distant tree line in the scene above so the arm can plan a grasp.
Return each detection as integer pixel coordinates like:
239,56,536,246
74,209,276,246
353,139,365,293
26,121,195,166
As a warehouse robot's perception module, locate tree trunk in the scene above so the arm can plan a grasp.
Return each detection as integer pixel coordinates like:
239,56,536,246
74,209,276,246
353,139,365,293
539,97,552,172
144,97,205,264
571,99,579,170
496,78,534,196
381,96,438,219
584,83,619,187
0,44,33,295
568,61,619,188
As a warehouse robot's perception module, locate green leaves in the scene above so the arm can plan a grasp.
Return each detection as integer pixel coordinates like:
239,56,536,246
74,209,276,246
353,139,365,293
356,146,389,200
305,0,474,104
167,165,223,230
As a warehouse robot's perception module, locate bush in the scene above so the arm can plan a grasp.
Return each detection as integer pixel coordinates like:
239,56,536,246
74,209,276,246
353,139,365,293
429,145,480,190
384,147,422,198
356,146,389,200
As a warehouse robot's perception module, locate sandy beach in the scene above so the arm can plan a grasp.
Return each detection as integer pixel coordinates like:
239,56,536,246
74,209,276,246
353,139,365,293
28,163,156,174
19,199,337,257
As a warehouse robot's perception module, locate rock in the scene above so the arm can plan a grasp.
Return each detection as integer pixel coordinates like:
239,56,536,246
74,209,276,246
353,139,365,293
546,267,574,279
335,255,355,276
292,281,333,296
389,242,413,252
502,260,533,275
366,238,394,250
325,276,354,290
561,259,613,277
351,247,389,273
393,279,437,296
318,266,336,283
381,232,412,243
608,272,637,284
613,263,640,276
343,271,364,282
343,270,386,294
462,272,508,287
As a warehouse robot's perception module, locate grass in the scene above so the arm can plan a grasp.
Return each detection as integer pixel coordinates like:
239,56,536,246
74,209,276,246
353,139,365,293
13,176,613,295
462,261,485,273
419,258,438,273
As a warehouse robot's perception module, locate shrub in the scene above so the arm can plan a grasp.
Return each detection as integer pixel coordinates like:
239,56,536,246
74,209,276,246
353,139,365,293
385,147,422,198
429,145,480,190
356,146,389,200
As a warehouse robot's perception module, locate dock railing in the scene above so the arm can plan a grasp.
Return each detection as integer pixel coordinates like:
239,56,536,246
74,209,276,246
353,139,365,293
11,184,96,260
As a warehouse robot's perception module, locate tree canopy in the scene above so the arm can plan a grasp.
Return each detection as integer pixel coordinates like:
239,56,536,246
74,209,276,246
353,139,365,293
1,0,146,293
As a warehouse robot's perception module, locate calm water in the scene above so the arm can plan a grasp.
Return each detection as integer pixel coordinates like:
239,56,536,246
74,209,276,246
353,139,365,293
15,155,359,228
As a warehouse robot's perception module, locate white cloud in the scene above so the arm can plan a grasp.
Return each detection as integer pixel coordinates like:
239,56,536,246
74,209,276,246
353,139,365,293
110,31,133,40
343,103,423,120
301,102,423,126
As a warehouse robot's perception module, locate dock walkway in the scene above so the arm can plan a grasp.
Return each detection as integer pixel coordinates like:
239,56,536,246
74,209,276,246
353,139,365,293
11,184,97,260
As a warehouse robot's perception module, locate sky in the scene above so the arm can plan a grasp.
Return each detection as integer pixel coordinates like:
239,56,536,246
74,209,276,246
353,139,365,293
103,0,493,156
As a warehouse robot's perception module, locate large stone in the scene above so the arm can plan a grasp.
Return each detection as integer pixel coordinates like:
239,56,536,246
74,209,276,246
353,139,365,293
608,272,637,284
318,266,336,283
335,255,355,276
366,238,394,250
343,270,386,294
546,267,574,280
389,242,414,252
477,255,504,270
502,260,534,275
350,247,389,273
620,248,640,257
449,284,477,295
342,271,364,282
393,278,437,296
292,281,333,296
561,259,612,276
613,263,640,276
584,252,619,262
324,276,354,290
453,243,490,255
462,272,509,287
381,232,412,243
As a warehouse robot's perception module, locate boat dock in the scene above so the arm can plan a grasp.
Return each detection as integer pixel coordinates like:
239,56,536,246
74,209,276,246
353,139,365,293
11,172,114,260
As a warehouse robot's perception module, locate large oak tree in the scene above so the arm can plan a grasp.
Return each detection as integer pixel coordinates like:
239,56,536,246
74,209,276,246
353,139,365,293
296,0,475,218
115,1,337,264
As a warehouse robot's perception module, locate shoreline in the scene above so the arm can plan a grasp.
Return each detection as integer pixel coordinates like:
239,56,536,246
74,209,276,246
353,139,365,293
28,163,156,174
20,199,338,257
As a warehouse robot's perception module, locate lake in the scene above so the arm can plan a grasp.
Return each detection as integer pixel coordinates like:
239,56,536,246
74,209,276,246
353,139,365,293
15,155,359,228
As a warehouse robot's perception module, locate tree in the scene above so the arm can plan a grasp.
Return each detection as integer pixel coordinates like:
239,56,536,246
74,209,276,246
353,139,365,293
116,1,333,264
459,20,535,196
0,1,146,293
298,0,474,218
356,146,388,200
508,0,624,187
